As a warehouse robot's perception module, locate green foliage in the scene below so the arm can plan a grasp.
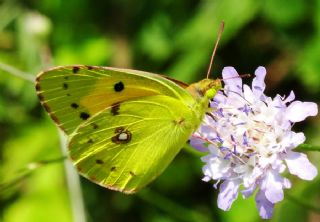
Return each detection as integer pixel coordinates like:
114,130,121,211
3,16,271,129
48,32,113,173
1,0,319,221
263,0,307,27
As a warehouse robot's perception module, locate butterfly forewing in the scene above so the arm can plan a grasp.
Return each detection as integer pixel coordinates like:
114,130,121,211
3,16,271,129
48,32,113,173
69,95,200,193
36,65,194,135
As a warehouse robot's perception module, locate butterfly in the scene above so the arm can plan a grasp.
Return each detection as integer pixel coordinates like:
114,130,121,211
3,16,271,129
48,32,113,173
35,22,227,193
35,65,222,193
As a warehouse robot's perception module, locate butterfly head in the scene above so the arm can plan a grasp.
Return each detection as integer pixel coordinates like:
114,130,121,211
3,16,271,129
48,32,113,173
187,78,222,100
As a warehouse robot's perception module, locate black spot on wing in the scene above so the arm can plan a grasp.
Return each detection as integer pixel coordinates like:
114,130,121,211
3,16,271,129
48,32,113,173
111,102,120,115
111,166,116,171
63,83,68,89
114,81,124,92
91,123,99,129
72,66,80,73
71,103,79,109
80,112,90,120
129,171,136,176
96,159,104,164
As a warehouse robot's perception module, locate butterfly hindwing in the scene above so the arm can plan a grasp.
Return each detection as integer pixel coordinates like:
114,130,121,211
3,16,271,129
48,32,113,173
69,95,199,193
36,65,193,135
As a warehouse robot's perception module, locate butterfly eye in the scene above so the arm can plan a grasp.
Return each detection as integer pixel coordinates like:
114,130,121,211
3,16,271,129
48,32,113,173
206,88,217,99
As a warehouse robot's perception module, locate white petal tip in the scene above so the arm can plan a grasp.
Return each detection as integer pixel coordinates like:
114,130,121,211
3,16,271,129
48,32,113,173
285,151,318,180
286,102,318,122
255,66,266,75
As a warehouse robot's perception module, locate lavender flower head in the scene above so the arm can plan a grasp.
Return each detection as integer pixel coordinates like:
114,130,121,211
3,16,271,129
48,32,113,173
191,66,318,219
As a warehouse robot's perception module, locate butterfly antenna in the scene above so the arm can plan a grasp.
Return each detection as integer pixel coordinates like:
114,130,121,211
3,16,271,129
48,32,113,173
222,74,251,81
206,21,225,79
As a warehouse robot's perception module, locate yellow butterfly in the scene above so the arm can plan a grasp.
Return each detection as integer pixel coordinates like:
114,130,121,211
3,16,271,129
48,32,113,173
35,24,225,194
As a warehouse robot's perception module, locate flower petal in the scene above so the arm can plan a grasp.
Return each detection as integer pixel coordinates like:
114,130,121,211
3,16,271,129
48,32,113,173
202,156,230,180
283,91,295,103
281,132,305,150
190,136,208,152
190,66,318,220
262,170,284,203
243,85,255,103
252,66,266,96
283,177,292,189
291,132,306,146
213,91,226,104
222,67,242,94
286,101,318,122
285,151,318,180
241,185,256,199
217,180,240,211
255,190,274,219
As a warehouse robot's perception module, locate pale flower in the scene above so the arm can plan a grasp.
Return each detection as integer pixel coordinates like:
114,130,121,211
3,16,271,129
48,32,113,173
191,66,318,219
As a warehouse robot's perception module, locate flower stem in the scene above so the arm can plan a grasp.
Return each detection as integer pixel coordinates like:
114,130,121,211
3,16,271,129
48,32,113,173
296,144,320,152
59,131,87,222
0,156,66,193
0,62,35,82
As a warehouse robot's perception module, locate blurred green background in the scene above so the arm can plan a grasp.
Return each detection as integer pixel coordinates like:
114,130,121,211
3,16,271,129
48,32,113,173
1,0,320,221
